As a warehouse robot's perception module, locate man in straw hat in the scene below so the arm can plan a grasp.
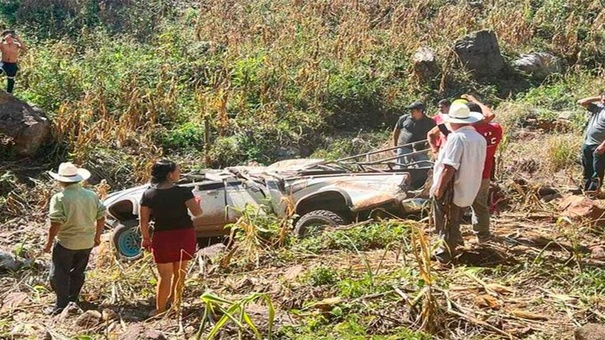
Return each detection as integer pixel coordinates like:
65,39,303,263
45,162,106,315
430,101,486,262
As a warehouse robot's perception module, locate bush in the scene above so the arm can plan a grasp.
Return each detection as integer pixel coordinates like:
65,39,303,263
545,134,582,173
159,122,204,151
0,0,175,40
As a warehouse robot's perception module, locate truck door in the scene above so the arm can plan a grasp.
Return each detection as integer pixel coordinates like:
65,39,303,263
193,182,228,227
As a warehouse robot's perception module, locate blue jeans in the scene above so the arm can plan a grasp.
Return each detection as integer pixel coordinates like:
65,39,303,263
50,243,92,309
397,146,430,168
582,143,605,192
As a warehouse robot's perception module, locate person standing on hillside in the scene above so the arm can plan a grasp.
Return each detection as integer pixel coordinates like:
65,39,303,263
0,30,27,93
435,99,451,122
428,96,501,243
465,99,503,243
430,101,486,262
577,93,605,194
428,99,451,153
45,162,106,315
139,160,203,317
392,101,436,168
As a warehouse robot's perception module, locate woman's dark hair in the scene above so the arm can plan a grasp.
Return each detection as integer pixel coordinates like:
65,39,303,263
150,159,177,184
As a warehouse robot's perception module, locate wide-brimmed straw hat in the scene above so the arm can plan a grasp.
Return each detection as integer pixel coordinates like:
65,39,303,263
442,101,484,124
48,162,91,183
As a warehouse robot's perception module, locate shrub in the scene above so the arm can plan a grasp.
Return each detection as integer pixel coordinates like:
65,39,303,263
545,134,582,173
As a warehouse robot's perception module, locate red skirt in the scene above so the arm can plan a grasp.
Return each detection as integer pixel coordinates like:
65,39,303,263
151,228,196,264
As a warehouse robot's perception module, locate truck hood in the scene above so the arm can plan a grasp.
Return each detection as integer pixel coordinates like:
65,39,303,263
102,184,149,208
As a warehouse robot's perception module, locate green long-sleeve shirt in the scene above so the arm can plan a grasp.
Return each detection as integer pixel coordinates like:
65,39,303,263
48,184,106,250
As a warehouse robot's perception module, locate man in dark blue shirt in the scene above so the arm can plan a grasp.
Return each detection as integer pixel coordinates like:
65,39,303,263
578,92,605,193
392,101,436,168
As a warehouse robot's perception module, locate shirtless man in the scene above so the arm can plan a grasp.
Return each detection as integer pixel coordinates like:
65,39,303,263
0,30,27,93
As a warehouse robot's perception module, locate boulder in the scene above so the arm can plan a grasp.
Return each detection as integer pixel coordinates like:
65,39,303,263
558,195,605,225
0,91,50,157
575,324,605,340
412,47,439,82
513,52,562,79
454,30,505,77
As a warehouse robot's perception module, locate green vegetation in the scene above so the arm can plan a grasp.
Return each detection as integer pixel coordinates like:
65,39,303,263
2,0,605,339
2,0,605,177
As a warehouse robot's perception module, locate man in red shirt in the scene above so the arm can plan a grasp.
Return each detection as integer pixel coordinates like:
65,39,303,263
427,95,502,243
466,101,503,243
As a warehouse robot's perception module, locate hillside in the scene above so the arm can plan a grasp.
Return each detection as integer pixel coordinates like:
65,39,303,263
1,0,605,339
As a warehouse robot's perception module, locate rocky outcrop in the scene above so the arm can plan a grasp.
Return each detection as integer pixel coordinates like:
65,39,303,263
558,195,605,225
454,30,505,77
514,52,562,79
0,91,50,157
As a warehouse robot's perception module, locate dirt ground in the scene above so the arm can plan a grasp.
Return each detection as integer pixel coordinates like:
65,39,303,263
1,128,604,339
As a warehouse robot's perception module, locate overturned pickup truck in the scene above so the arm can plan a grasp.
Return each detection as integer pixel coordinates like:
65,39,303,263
103,145,432,260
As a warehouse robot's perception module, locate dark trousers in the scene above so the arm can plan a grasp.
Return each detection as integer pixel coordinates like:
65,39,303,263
431,184,463,254
582,143,605,192
0,62,18,93
50,243,92,309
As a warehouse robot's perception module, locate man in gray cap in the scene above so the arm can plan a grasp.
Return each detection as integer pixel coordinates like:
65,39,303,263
392,101,436,168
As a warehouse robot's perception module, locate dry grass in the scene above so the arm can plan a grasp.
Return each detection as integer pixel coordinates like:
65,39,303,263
3,0,605,338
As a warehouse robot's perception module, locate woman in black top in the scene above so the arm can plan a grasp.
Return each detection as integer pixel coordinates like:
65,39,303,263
139,160,203,317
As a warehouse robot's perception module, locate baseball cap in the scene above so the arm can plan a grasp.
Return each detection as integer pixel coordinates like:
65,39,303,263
406,101,425,111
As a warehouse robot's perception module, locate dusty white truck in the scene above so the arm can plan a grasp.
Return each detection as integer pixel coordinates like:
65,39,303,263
103,146,431,260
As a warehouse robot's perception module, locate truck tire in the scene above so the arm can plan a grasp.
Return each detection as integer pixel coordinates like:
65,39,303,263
112,220,143,261
295,210,346,238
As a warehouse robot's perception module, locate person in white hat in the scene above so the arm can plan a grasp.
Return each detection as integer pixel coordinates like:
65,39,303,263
45,162,106,315
430,101,487,262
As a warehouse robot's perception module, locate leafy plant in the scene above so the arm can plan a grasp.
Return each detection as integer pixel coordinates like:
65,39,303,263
196,292,275,340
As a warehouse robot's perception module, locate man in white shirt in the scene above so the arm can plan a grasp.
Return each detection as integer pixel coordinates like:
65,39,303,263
430,101,487,262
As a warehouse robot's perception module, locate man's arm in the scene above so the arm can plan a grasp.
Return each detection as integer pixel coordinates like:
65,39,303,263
595,140,605,155
577,96,601,108
46,195,65,253
45,222,61,253
427,126,441,154
94,217,106,246
434,165,456,199
463,94,496,123
14,35,26,53
393,128,400,147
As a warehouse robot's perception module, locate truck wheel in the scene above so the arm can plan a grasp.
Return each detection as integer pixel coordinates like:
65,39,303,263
112,220,143,261
295,210,346,238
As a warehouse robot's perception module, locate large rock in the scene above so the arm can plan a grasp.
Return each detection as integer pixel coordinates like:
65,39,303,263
412,47,439,82
575,323,605,340
558,195,605,225
0,91,50,156
454,30,505,77
513,52,562,79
